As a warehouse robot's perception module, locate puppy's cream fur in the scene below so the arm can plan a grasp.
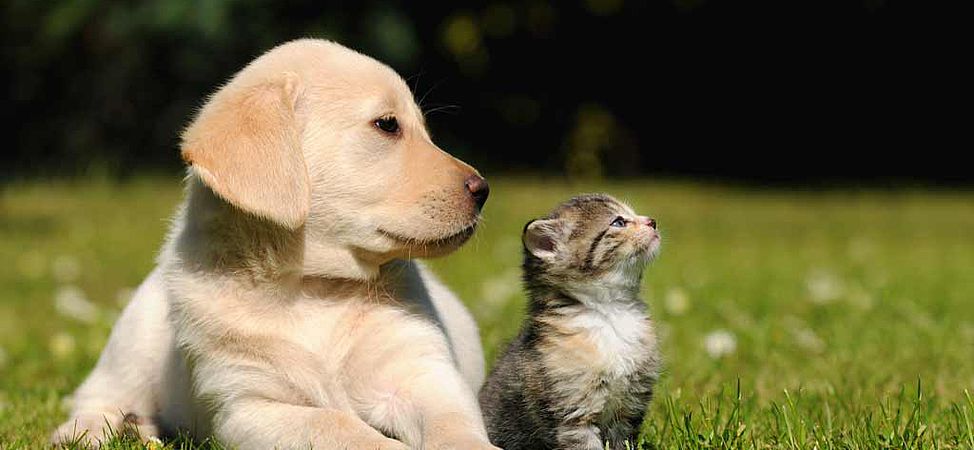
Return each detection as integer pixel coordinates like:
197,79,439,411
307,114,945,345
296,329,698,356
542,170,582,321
52,39,496,450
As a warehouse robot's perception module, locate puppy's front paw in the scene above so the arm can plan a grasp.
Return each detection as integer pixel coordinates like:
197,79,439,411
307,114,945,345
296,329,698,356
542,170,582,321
348,435,410,450
51,411,160,448
425,434,501,450
422,414,501,450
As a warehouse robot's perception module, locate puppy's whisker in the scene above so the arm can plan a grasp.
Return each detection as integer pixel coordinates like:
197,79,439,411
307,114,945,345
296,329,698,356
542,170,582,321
417,78,447,110
423,104,462,117
405,69,426,93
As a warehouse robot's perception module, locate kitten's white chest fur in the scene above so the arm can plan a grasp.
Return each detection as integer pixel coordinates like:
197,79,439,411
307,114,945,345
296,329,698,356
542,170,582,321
563,283,652,378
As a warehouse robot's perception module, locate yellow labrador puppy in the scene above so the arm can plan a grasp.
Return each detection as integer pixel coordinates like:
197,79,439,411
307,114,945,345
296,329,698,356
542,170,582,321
52,39,497,450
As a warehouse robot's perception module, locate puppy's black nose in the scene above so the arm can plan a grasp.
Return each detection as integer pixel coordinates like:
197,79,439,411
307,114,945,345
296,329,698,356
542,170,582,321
465,175,489,210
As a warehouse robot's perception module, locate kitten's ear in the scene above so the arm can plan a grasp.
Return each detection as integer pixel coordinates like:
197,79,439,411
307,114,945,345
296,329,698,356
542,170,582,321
523,219,565,259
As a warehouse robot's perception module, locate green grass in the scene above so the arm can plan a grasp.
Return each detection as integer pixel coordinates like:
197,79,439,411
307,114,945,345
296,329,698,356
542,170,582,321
2,177,973,449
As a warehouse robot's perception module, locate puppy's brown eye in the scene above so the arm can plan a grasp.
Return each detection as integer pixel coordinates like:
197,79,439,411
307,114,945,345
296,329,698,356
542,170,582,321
374,116,400,134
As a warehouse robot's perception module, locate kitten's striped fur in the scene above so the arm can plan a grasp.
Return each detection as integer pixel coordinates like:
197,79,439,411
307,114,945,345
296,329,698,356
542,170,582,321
480,194,662,450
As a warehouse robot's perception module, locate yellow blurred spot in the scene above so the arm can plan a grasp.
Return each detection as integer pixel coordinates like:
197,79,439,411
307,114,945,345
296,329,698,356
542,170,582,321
664,287,691,316
526,2,556,36
443,13,482,57
564,104,621,180
49,332,76,360
442,13,489,76
482,4,516,37
584,0,624,16
52,254,82,283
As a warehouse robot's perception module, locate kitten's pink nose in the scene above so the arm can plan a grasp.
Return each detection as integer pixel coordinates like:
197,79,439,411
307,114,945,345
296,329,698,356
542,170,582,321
640,216,657,229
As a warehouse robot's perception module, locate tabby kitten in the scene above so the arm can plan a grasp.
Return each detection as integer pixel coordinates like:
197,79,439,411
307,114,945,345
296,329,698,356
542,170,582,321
480,194,662,450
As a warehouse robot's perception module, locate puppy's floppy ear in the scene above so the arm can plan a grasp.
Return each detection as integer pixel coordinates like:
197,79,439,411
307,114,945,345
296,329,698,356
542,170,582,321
181,71,309,229
523,218,565,259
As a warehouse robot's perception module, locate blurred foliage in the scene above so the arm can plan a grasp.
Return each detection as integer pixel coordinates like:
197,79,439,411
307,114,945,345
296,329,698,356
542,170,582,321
2,0,968,183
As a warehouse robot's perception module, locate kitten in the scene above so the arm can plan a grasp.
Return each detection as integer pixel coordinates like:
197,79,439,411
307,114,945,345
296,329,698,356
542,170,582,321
480,194,662,450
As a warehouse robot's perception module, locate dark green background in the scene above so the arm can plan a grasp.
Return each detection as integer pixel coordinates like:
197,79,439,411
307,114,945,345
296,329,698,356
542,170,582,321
3,0,968,183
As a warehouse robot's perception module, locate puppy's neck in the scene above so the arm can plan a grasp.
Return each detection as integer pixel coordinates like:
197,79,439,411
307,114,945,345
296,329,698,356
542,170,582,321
302,240,383,281
174,178,383,283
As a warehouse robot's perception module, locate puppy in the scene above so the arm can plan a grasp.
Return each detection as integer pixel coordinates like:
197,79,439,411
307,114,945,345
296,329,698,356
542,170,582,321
51,39,497,450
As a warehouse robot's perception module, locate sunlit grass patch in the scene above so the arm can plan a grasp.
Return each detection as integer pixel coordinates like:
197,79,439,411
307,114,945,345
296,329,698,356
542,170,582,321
2,177,973,448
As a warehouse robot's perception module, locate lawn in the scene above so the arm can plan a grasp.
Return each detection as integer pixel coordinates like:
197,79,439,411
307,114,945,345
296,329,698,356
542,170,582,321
2,177,973,449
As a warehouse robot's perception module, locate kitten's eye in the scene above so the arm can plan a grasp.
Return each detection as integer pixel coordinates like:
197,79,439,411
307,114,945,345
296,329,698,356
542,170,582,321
374,115,400,135
610,216,626,228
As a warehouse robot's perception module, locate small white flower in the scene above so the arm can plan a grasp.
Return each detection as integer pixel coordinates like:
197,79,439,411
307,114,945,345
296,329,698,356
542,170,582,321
664,287,690,316
847,284,874,310
55,285,100,324
147,436,164,449
49,332,77,359
704,329,737,359
480,269,520,309
806,270,843,305
52,255,82,283
792,327,825,354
